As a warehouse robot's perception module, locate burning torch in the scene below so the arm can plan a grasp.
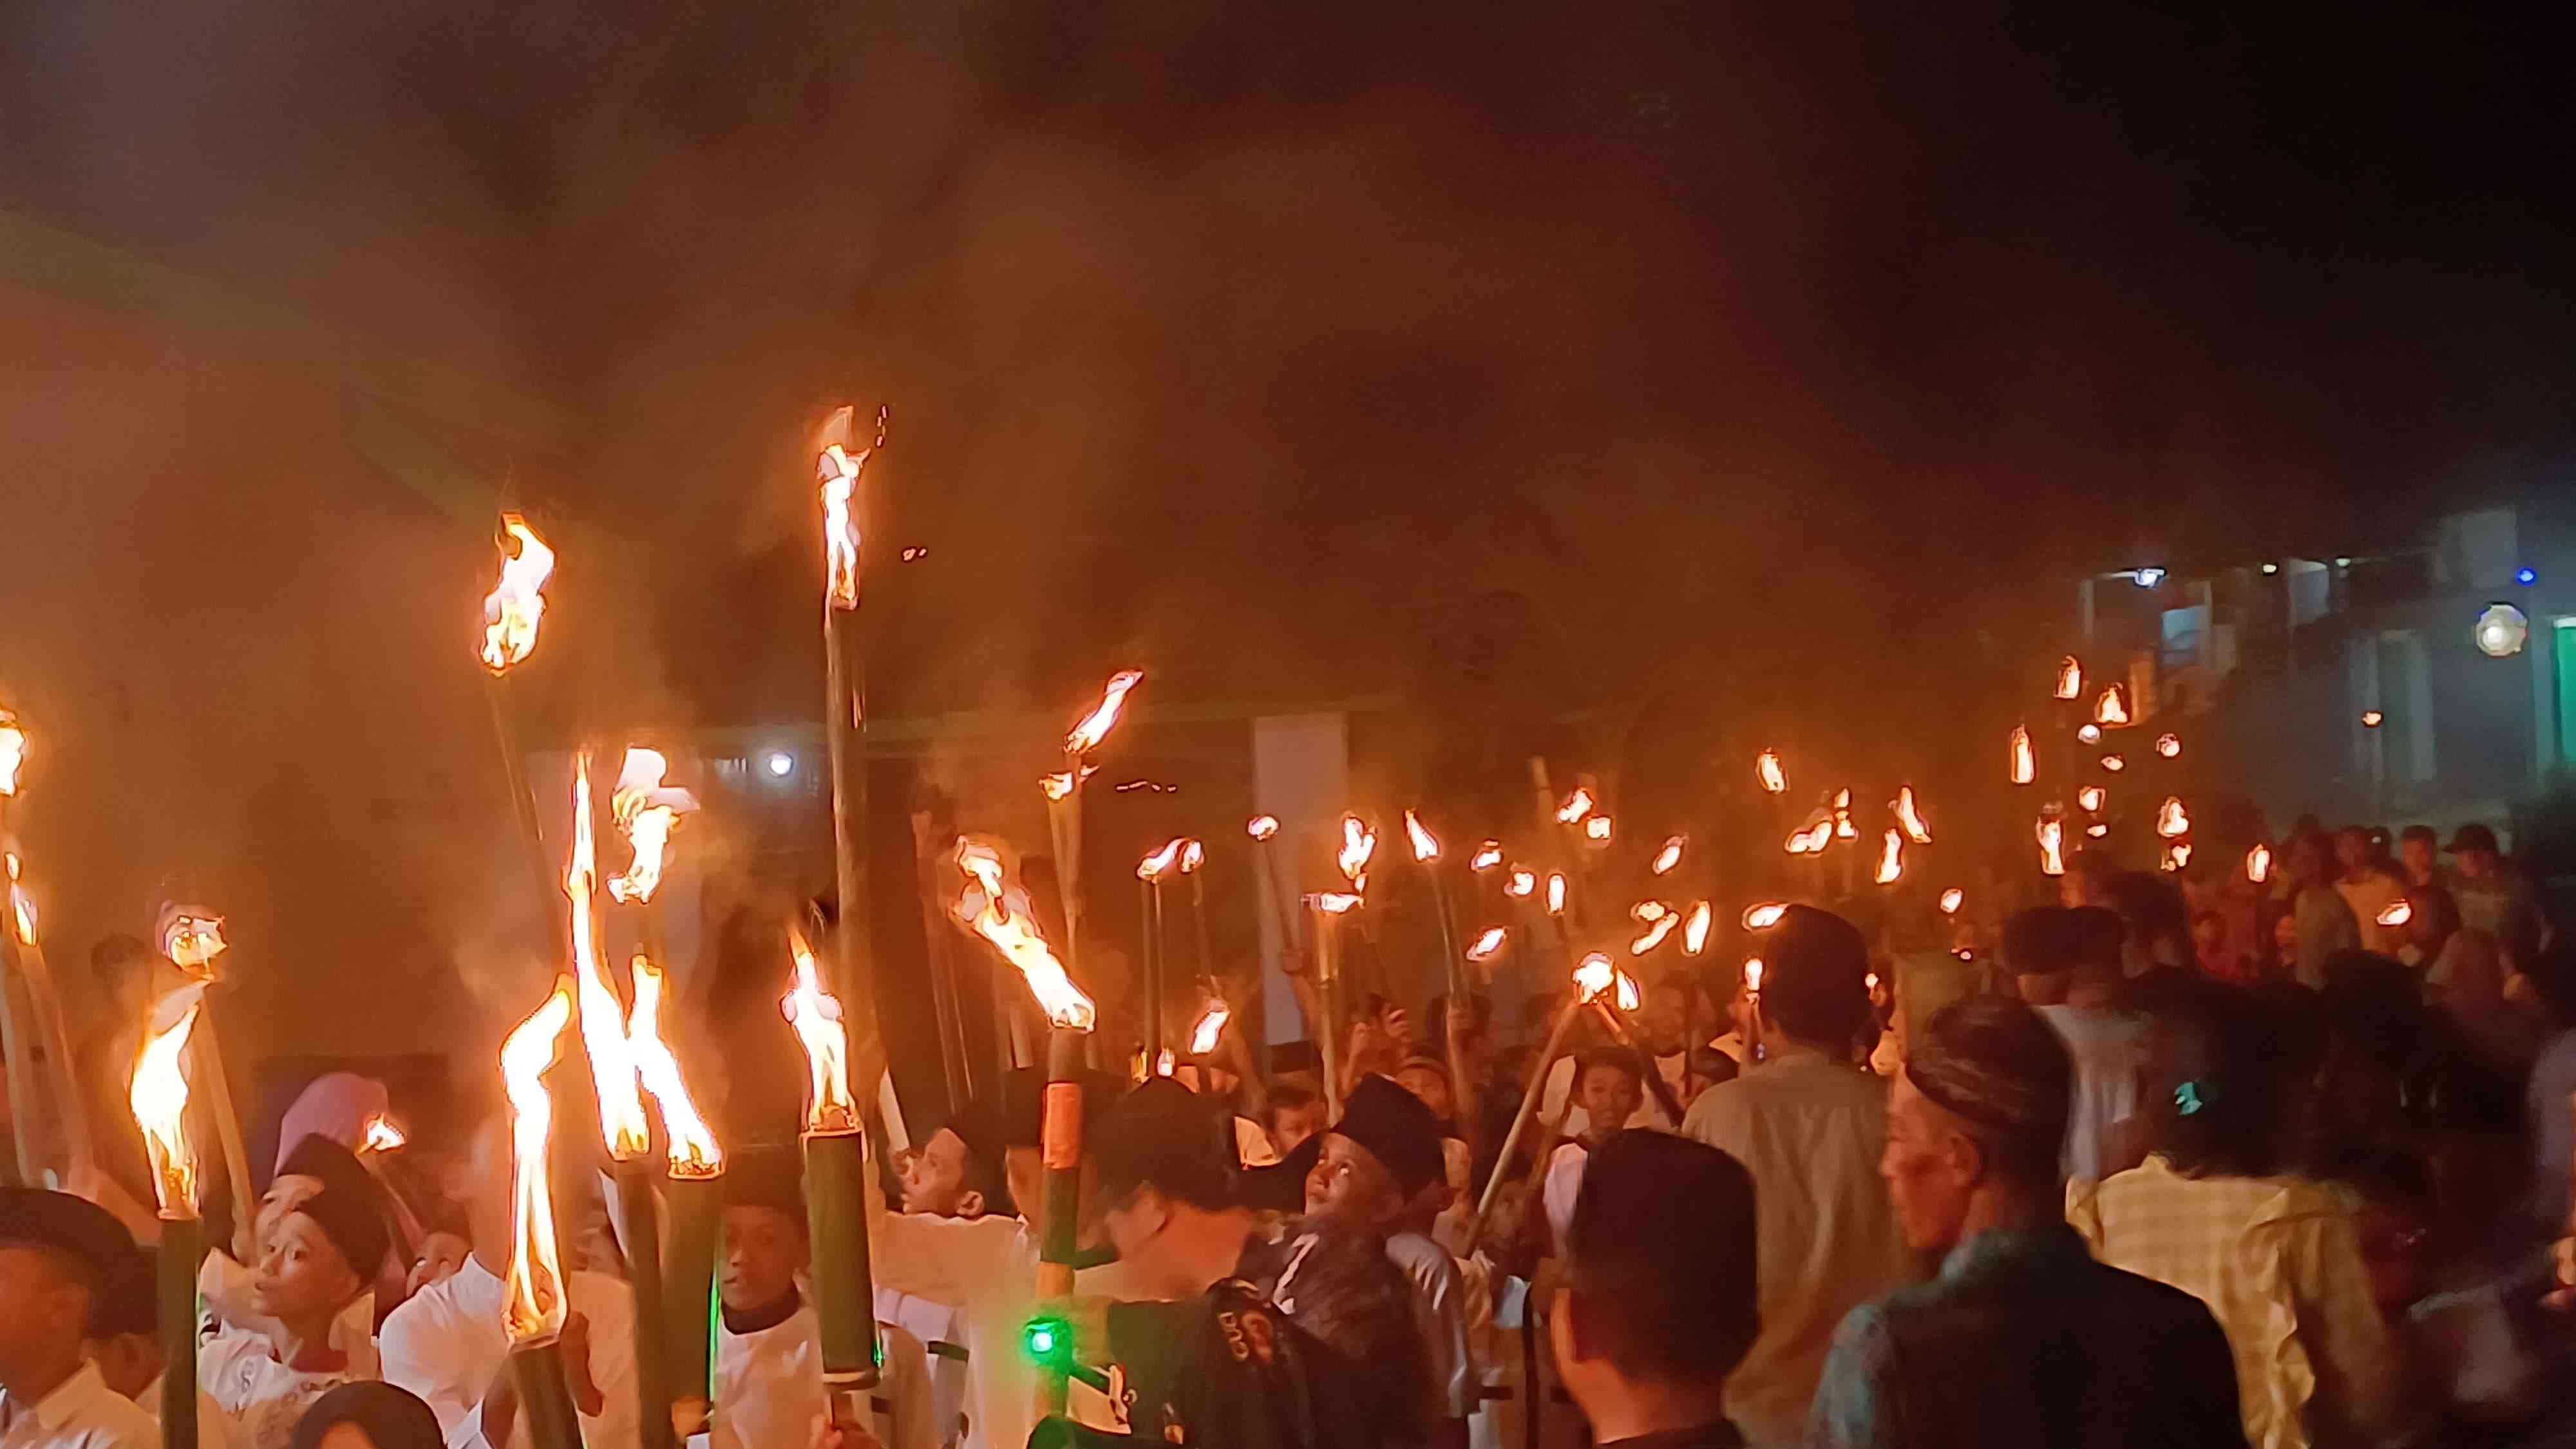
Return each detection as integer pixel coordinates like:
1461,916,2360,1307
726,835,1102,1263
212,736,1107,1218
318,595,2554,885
626,956,724,1440
1137,838,1186,1073
1405,810,1479,1155
129,984,204,1449
160,907,255,1263
500,981,583,1449
783,927,880,1432
817,409,882,1089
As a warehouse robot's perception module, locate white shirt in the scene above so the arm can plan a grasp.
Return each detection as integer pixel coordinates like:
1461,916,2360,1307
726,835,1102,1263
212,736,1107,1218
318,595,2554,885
1385,1232,1477,1423
378,1256,638,1449
872,1291,967,1449
1540,1141,1589,1256
865,1184,1151,1449
1233,1117,1281,1168
198,1325,367,1449
2035,1003,2144,1184
196,1254,374,1365
1680,1044,1909,1449
708,1300,933,1449
0,1363,159,1449
132,1374,234,1449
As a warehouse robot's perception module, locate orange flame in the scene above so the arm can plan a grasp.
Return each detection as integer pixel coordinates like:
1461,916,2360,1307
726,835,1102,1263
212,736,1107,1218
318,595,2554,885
1470,841,1504,871
162,911,228,976
1785,816,1833,855
782,927,861,1130
2376,900,2412,927
2099,754,2126,773
1681,900,1712,956
2009,724,2036,785
1631,900,1669,923
1743,958,1764,994
0,710,24,797
566,757,649,1160
954,843,1097,1031
1467,927,1508,961
1875,828,1904,886
1138,837,1187,882
11,883,33,947
1544,872,1567,916
2155,733,2181,759
1573,954,1642,1012
1556,788,1595,825
1065,670,1145,756
2361,710,2385,729
1893,787,1932,844
1938,887,1964,915
1041,765,1099,802
2087,822,2110,838
2163,842,2193,872
627,954,722,1175
1630,914,1679,955
1247,814,1281,841
1179,840,1204,875
1188,1003,1230,1055
1404,810,1440,862
2036,816,2067,876
361,1115,406,1154
2246,843,2272,884
1583,815,1613,843
1742,902,1788,930
818,442,870,611
2077,723,2103,745
2155,797,2190,838
1651,836,1685,875
129,986,204,1215
1310,891,1363,915
2054,656,2083,700
478,514,556,674
1337,814,1376,889
607,748,698,905
1757,750,1786,795
2094,685,2129,726
501,980,574,1345
1506,867,1537,898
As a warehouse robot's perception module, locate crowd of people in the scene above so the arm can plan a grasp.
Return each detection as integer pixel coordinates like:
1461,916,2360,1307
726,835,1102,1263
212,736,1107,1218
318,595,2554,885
1,813,2571,1449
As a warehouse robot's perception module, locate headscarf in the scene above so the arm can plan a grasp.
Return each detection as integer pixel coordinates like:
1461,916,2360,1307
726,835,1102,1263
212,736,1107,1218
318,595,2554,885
273,1074,391,1179
288,1382,442,1449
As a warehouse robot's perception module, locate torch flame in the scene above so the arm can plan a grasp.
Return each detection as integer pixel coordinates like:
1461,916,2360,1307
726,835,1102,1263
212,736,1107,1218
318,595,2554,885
1938,887,1964,915
1467,927,1507,961
782,928,861,1131
2009,725,2036,785
2099,755,2126,773
953,843,1097,1032
1630,914,1680,955
2376,900,2412,928
1544,872,1567,916
129,985,205,1216
2055,656,2083,700
500,980,574,1345
361,1115,406,1154
1893,787,1932,844
1631,900,1670,923
1065,670,1145,756
2361,710,2385,729
2088,822,2110,838
162,912,229,976
607,748,699,905
1505,868,1536,898
2164,842,2193,871
1404,810,1440,862
1573,954,1642,1012
1583,815,1613,843
1310,892,1363,915
1785,816,1834,855
1743,958,1764,994
1757,750,1786,795
10,886,33,947
1651,836,1685,875
0,710,24,797
1041,766,1099,802
627,954,722,1175
1743,902,1788,930
2078,724,2103,745
1139,837,1187,882
478,514,556,674
2036,817,2067,876
1247,814,1280,841
2155,797,2190,838
1188,1003,1230,1056
1556,788,1595,825
2246,843,2273,884
2095,686,2129,726
2078,785,2106,812
1337,814,1376,891
1470,841,1504,871
1682,900,1712,956
1875,828,1904,886
819,442,870,611
566,756,649,1160
1180,840,1204,874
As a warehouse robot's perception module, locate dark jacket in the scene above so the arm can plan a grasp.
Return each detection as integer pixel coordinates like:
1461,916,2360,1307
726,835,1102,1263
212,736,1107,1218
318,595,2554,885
1809,1224,2248,1449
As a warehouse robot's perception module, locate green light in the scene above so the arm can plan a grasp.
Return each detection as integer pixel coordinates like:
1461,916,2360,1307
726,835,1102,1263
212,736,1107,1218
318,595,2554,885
1024,1315,1071,1367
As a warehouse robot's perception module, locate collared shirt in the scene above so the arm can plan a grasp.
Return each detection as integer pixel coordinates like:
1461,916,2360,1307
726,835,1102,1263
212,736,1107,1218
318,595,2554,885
2068,1155,2416,1449
0,1363,159,1449
377,1256,638,1449
1680,1045,1909,1448
1383,1231,1476,1427
197,1325,369,1449
131,1374,234,1449
2034,1003,2143,1183
871,1289,967,1449
1809,1225,2245,1449
709,1297,933,1449
2333,873,2407,956
2290,889,2358,989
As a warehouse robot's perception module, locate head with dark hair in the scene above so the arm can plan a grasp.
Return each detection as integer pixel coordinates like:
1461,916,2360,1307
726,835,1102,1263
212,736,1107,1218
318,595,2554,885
87,933,155,1018
2000,907,2078,983
1757,906,1872,1050
1306,1075,1447,1227
289,1381,445,1449
2402,882,2460,953
1573,1048,1645,1137
1555,1132,1759,1416
2138,981,2282,1179
1884,997,2072,1251
2104,872,2188,965
1089,1090,1249,1300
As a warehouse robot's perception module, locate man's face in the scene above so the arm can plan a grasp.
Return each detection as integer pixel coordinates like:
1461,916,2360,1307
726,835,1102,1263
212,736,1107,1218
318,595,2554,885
2400,837,2435,880
1879,1077,1976,1254
1303,1133,1404,1226
899,1129,980,1217
1642,986,1690,1053
1578,1066,1642,1134
2458,848,2497,880
719,1206,806,1312
0,1245,84,1386
1271,1103,1323,1157
2336,831,2370,875
1393,1065,1454,1123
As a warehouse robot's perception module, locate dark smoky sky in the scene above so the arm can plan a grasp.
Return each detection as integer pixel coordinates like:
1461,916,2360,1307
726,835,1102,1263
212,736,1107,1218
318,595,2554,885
4,0,2572,752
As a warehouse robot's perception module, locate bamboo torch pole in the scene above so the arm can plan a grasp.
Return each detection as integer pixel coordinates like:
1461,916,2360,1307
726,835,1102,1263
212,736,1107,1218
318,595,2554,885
1138,839,1185,1074
1306,893,1359,1119
160,913,254,1262
785,928,880,1433
629,954,725,1443
129,986,205,1449
1405,812,1479,1156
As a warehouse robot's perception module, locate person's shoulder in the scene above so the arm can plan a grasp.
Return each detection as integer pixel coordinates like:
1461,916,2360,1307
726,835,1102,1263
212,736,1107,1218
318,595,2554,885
85,1382,163,1447
2082,1256,2231,1332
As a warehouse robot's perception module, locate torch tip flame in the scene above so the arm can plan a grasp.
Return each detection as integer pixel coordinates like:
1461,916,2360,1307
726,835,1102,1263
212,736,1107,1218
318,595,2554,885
954,844,1097,1032
162,911,229,975
478,513,556,674
0,710,24,797
2246,842,2273,884
566,755,650,1160
1743,958,1765,994
1573,954,1641,1012
1180,839,1204,873
2155,797,2190,839
1065,670,1146,756
2078,785,2106,813
1875,828,1905,885
1246,813,1280,840
1555,788,1596,825
1651,835,1686,875
2055,656,2084,700
607,747,698,905
2009,724,2037,785
1629,914,1680,955
2163,841,2193,871
1467,927,1508,961
1938,887,1964,915
129,987,206,1215
1505,867,1537,898
2095,685,2130,726
1309,891,1363,915
1582,815,1613,843
1544,872,1567,916
500,978,575,1345
1139,837,1188,881
628,954,722,1175
2100,754,2126,772
2078,723,2103,744
2036,816,2067,876
2377,900,2412,927
1337,814,1377,889
1785,816,1834,855
1893,786,1933,844
781,927,862,1132
819,440,872,610
1757,750,1786,795
1742,902,1788,930
361,1115,406,1153
2155,733,2181,759
1188,1003,1230,1056
1403,810,1440,862
1470,840,1504,871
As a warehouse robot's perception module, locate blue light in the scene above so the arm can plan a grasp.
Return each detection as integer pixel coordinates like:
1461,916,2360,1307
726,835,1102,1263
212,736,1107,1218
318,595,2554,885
2516,567,2537,586
2132,567,2166,588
